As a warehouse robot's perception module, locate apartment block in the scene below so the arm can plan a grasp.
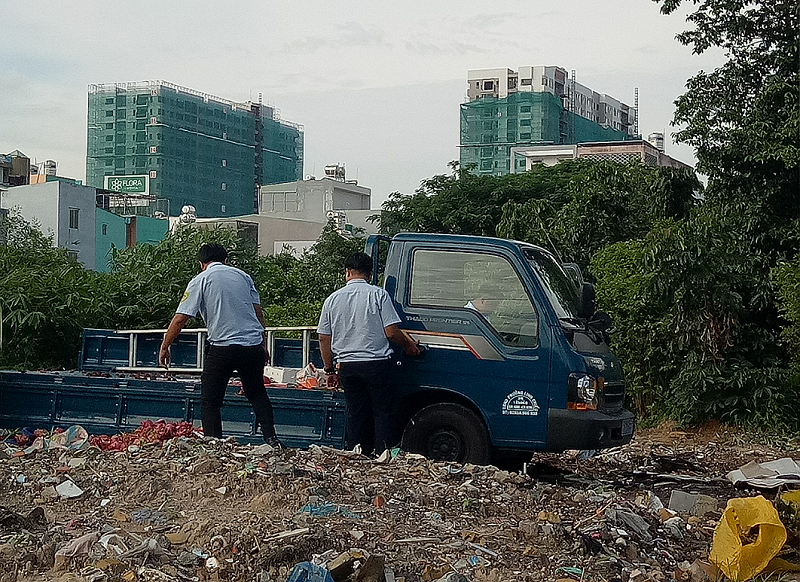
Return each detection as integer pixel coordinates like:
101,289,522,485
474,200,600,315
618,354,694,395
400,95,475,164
86,81,303,218
461,66,638,176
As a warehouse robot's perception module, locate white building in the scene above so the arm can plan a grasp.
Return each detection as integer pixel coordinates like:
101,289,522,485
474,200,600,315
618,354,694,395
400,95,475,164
0,181,97,268
186,167,380,256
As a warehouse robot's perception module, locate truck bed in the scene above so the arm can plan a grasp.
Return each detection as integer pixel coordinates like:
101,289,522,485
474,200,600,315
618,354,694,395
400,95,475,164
0,328,346,448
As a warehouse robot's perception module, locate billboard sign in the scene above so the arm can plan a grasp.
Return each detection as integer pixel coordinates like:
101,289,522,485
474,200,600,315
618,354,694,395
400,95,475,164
104,175,149,195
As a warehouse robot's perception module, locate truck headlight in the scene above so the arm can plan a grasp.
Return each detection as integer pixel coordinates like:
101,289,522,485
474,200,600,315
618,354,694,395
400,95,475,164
568,372,600,410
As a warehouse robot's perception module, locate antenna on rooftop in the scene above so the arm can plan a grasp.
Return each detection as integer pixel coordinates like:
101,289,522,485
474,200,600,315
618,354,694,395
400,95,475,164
634,87,640,137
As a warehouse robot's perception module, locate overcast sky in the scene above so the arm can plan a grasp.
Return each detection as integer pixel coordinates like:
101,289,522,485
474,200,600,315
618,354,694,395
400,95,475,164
1,1,725,209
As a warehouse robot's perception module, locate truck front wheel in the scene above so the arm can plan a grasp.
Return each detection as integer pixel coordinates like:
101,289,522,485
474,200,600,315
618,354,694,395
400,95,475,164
401,403,491,465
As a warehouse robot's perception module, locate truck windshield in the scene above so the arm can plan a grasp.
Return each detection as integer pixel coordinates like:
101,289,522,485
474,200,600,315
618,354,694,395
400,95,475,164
520,246,581,320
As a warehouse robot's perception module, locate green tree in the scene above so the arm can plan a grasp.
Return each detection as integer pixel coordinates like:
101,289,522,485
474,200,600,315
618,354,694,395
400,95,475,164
0,210,113,368
657,0,800,261
379,160,597,238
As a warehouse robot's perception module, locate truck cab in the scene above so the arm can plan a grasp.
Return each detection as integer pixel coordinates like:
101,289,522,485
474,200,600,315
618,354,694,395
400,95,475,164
367,233,634,464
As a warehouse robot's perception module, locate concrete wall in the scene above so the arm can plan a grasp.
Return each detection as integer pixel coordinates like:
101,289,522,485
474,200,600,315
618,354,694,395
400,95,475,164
259,178,371,222
55,182,97,269
135,215,169,245
1,181,97,268
95,208,128,272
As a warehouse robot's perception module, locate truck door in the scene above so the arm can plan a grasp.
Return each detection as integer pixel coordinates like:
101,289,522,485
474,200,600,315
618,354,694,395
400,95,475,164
394,245,550,453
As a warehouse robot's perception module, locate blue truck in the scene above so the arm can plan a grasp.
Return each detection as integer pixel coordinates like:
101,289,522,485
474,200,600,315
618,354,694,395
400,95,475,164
0,233,634,464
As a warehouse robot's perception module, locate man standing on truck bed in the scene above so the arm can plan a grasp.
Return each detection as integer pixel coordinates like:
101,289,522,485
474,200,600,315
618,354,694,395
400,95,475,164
318,252,420,456
158,243,281,447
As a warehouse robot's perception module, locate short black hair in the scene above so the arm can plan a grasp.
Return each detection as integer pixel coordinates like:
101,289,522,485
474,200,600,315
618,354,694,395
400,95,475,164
345,252,372,276
198,243,228,264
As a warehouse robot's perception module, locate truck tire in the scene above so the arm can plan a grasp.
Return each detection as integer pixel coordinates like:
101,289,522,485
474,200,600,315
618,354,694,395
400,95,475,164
401,403,491,465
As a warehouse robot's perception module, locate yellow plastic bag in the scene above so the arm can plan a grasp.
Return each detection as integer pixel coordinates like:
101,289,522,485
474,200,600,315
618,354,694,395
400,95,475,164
710,495,786,581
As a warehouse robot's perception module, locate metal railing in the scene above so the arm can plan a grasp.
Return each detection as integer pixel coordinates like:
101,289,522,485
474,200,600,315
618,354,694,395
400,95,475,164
112,326,318,373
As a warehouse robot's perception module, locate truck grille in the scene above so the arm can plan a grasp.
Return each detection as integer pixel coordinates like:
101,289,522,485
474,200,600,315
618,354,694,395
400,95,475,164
600,381,625,413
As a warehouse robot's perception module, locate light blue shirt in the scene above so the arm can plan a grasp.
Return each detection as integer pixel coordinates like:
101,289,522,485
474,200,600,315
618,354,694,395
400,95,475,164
317,278,402,362
177,262,263,346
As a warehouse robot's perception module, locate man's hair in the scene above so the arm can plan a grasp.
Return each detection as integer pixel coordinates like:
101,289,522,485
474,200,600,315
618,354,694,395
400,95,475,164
198,243,228,264
345,252,372,276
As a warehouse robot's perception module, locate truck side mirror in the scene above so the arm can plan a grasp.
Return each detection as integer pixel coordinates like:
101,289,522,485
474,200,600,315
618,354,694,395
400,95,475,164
579,282,596,320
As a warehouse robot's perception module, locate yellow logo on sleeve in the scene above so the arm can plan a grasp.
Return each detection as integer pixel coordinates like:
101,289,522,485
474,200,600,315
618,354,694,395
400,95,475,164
180,291,189,303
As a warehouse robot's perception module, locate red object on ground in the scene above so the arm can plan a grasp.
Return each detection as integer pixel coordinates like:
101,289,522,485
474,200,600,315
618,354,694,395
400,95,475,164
89,420,200,451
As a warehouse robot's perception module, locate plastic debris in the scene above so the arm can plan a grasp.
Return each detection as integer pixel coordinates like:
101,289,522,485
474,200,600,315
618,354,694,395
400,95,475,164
287,561,335,582
55,479,84,498
709,495,787,581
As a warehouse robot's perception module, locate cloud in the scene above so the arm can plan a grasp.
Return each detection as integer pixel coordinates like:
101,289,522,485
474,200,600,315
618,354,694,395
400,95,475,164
404,40,490,56
282,21,389,54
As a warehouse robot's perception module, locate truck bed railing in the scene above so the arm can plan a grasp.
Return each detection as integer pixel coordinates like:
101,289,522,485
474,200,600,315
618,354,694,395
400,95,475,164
81,327,320,373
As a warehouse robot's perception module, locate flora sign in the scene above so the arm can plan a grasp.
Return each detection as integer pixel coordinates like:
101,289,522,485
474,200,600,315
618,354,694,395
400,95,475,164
104,175,149,195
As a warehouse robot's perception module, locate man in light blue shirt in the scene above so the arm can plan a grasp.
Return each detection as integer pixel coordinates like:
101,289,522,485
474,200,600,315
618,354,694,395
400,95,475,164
158,243,279,446
317,252,420,455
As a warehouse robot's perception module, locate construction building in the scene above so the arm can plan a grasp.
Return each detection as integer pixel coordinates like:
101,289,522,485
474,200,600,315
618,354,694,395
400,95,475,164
460,66,638,176
86,81,304,218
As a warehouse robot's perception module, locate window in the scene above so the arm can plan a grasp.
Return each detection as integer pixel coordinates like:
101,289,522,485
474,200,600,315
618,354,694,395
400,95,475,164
102,224,108,236
105,98,114,104
520,132,531,140
105,159,113,166
105,110,114,117
409,249,538,346
69,208,79,229
521,78,532,86
105,135,114,141
104,148,114,154
520,105,531,113
483,80,494,90
67,250,79,262
520,119,531,126
105,123,114,129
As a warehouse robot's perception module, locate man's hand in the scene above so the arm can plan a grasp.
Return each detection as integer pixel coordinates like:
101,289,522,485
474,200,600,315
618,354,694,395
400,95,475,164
160,313,190,370
385,324,421,356
326,372,339,389
159,345,171,369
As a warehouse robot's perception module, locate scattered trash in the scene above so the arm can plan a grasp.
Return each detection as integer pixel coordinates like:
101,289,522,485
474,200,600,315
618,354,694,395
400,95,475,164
727,457,800,488
55,479,84,498
710,495,787,581
668,490,718,516
298,502,360,519
2,423,799,580
287,561,335,582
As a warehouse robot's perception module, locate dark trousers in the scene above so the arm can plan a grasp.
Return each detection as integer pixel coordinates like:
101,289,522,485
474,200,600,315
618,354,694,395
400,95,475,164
201,344,276,441
338,359,398,455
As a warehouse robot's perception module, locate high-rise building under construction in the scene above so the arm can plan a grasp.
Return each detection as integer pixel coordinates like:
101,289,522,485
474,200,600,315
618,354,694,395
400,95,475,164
86,81,303,217
460,66,638,176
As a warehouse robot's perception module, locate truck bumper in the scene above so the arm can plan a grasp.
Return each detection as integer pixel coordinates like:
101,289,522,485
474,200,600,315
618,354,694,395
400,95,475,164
545,408,635,451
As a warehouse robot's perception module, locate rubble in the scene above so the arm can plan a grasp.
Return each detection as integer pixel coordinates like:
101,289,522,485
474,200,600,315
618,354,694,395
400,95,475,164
0,424,799,581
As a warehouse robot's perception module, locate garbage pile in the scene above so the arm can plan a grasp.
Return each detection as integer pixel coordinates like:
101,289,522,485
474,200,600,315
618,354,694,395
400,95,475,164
0,426,799,582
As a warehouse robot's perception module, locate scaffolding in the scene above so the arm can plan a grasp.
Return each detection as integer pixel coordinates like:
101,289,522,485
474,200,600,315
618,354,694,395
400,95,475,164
86,82,303,218
460,90,628,176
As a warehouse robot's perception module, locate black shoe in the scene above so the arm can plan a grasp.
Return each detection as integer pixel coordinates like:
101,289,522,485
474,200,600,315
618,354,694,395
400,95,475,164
265,436,285,450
